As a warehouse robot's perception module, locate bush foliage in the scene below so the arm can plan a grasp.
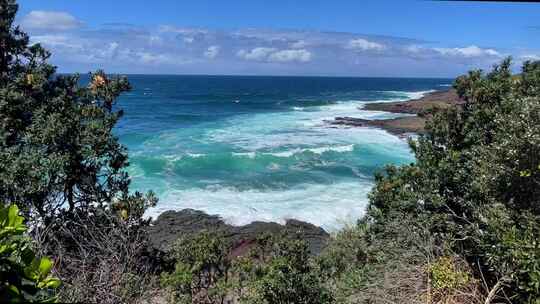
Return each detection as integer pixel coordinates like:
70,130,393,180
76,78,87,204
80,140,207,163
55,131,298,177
0,0,156,224
0,1,158,303
0,204,60,303
161,232,333,304
362,58,540,303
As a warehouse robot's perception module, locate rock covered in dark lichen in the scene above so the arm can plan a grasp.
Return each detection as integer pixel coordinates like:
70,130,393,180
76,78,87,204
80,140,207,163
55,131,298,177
146,209,330,256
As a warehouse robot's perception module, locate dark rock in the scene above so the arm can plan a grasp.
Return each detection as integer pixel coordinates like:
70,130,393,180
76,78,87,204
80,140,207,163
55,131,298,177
146,209,330,256
362,89,464,114
325,90,464,135
326,116,425,136
146,209,228,253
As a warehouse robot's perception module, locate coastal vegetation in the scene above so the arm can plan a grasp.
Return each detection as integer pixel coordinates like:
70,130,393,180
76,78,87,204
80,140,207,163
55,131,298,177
0,1,157,302
0,204,60,302
1,0,540,303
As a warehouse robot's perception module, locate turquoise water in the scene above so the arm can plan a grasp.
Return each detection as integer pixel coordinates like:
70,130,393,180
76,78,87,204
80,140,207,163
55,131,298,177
115,76,451,230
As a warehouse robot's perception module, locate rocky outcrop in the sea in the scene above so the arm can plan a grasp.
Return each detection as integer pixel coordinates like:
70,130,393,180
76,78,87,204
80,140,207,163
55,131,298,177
146,209,330,256
326,89,464,135
326,116,425,136
362,89,463,114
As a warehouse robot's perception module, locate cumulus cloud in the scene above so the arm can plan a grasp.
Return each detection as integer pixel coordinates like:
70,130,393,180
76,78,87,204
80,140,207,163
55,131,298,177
27,23,520,76
290,40,307,49
347,38,385,51
237,47,278,61
519,54,540,61
268,49,312,63
21,11,83,31
433,45,501,58
237,47,312,63
158,26,209,35
30,34,81,49
401,44,504,66
135,52,177,65
204,46,220,59
404,45,423,54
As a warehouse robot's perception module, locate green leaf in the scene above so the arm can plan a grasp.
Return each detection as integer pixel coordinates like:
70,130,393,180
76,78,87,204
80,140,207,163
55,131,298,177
7,284,20,296
25,258,41,281
7,205,20,227
39,257,53,276
21,247,35,265
45,278,61,289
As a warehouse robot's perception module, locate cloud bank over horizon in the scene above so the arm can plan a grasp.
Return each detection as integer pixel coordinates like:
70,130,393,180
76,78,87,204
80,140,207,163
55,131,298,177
18,10,539,77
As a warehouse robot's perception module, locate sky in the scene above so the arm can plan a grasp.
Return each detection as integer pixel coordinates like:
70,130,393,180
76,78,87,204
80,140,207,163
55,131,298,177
15,0,540,77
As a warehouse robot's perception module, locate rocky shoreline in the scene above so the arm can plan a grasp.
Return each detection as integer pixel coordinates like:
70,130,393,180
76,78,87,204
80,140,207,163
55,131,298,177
326,89,463,135
146,209,330,256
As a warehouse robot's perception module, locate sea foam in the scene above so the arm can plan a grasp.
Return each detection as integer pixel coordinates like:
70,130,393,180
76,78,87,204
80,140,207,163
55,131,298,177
136,89,430,229
146,180,374,232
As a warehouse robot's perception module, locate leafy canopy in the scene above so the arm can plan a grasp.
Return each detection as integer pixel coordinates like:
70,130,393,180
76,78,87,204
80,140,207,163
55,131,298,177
368,58,540,302
0,0,156,221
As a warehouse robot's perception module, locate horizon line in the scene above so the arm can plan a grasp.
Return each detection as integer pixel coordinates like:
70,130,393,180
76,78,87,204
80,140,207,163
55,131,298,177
57,72,455,80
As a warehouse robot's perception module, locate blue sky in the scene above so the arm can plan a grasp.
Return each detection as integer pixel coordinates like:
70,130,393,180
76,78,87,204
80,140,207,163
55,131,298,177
16,0,540,77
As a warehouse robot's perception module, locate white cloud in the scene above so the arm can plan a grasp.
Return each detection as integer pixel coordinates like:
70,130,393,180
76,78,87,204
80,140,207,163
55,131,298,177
347,38,385,51
204,46,221,59
268,49,312,63
237,47,312,63
30,35,79,48
237,47,277,61
114,49,190,66
27,25,521,76
520,54,540,61
137,52,174,65
158,26,208,35
21,11,83,31
433,45,501,58
290,40,307,49
404,45,423,54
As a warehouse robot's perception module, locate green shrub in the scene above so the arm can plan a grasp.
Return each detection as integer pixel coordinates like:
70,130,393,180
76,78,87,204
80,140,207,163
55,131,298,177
0,2,159,302
428,257,470,291
367,58,540,302
160,231,232,304
161,232,333,304
248,237,334,304
0,204,60,302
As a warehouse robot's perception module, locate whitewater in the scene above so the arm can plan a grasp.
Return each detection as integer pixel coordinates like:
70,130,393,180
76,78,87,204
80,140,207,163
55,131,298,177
115,76,450,231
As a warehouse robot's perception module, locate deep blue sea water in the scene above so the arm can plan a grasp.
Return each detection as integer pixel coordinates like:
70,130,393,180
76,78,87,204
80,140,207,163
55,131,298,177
114,75,452,230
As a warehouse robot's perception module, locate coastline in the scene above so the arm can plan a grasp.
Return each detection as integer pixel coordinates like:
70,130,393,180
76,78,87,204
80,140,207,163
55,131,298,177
326,89,463,136
146,209,330,256
146,88,459,255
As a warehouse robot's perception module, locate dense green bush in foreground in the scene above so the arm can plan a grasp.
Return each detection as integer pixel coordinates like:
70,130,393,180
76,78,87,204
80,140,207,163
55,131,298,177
0,204,60,302
354,58,540,303
1,1,157,303
161,232,333,304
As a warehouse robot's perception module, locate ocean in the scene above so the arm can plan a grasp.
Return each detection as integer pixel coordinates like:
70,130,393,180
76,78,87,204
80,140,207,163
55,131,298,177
114,75,452,230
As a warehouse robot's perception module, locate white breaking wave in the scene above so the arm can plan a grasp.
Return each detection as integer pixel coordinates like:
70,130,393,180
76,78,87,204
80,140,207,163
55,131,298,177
232,152,257,159
141,89,421,229
380,90,436,101
267,144,354,157
146,180,374,231
403,90,436,100
156,144,358,162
